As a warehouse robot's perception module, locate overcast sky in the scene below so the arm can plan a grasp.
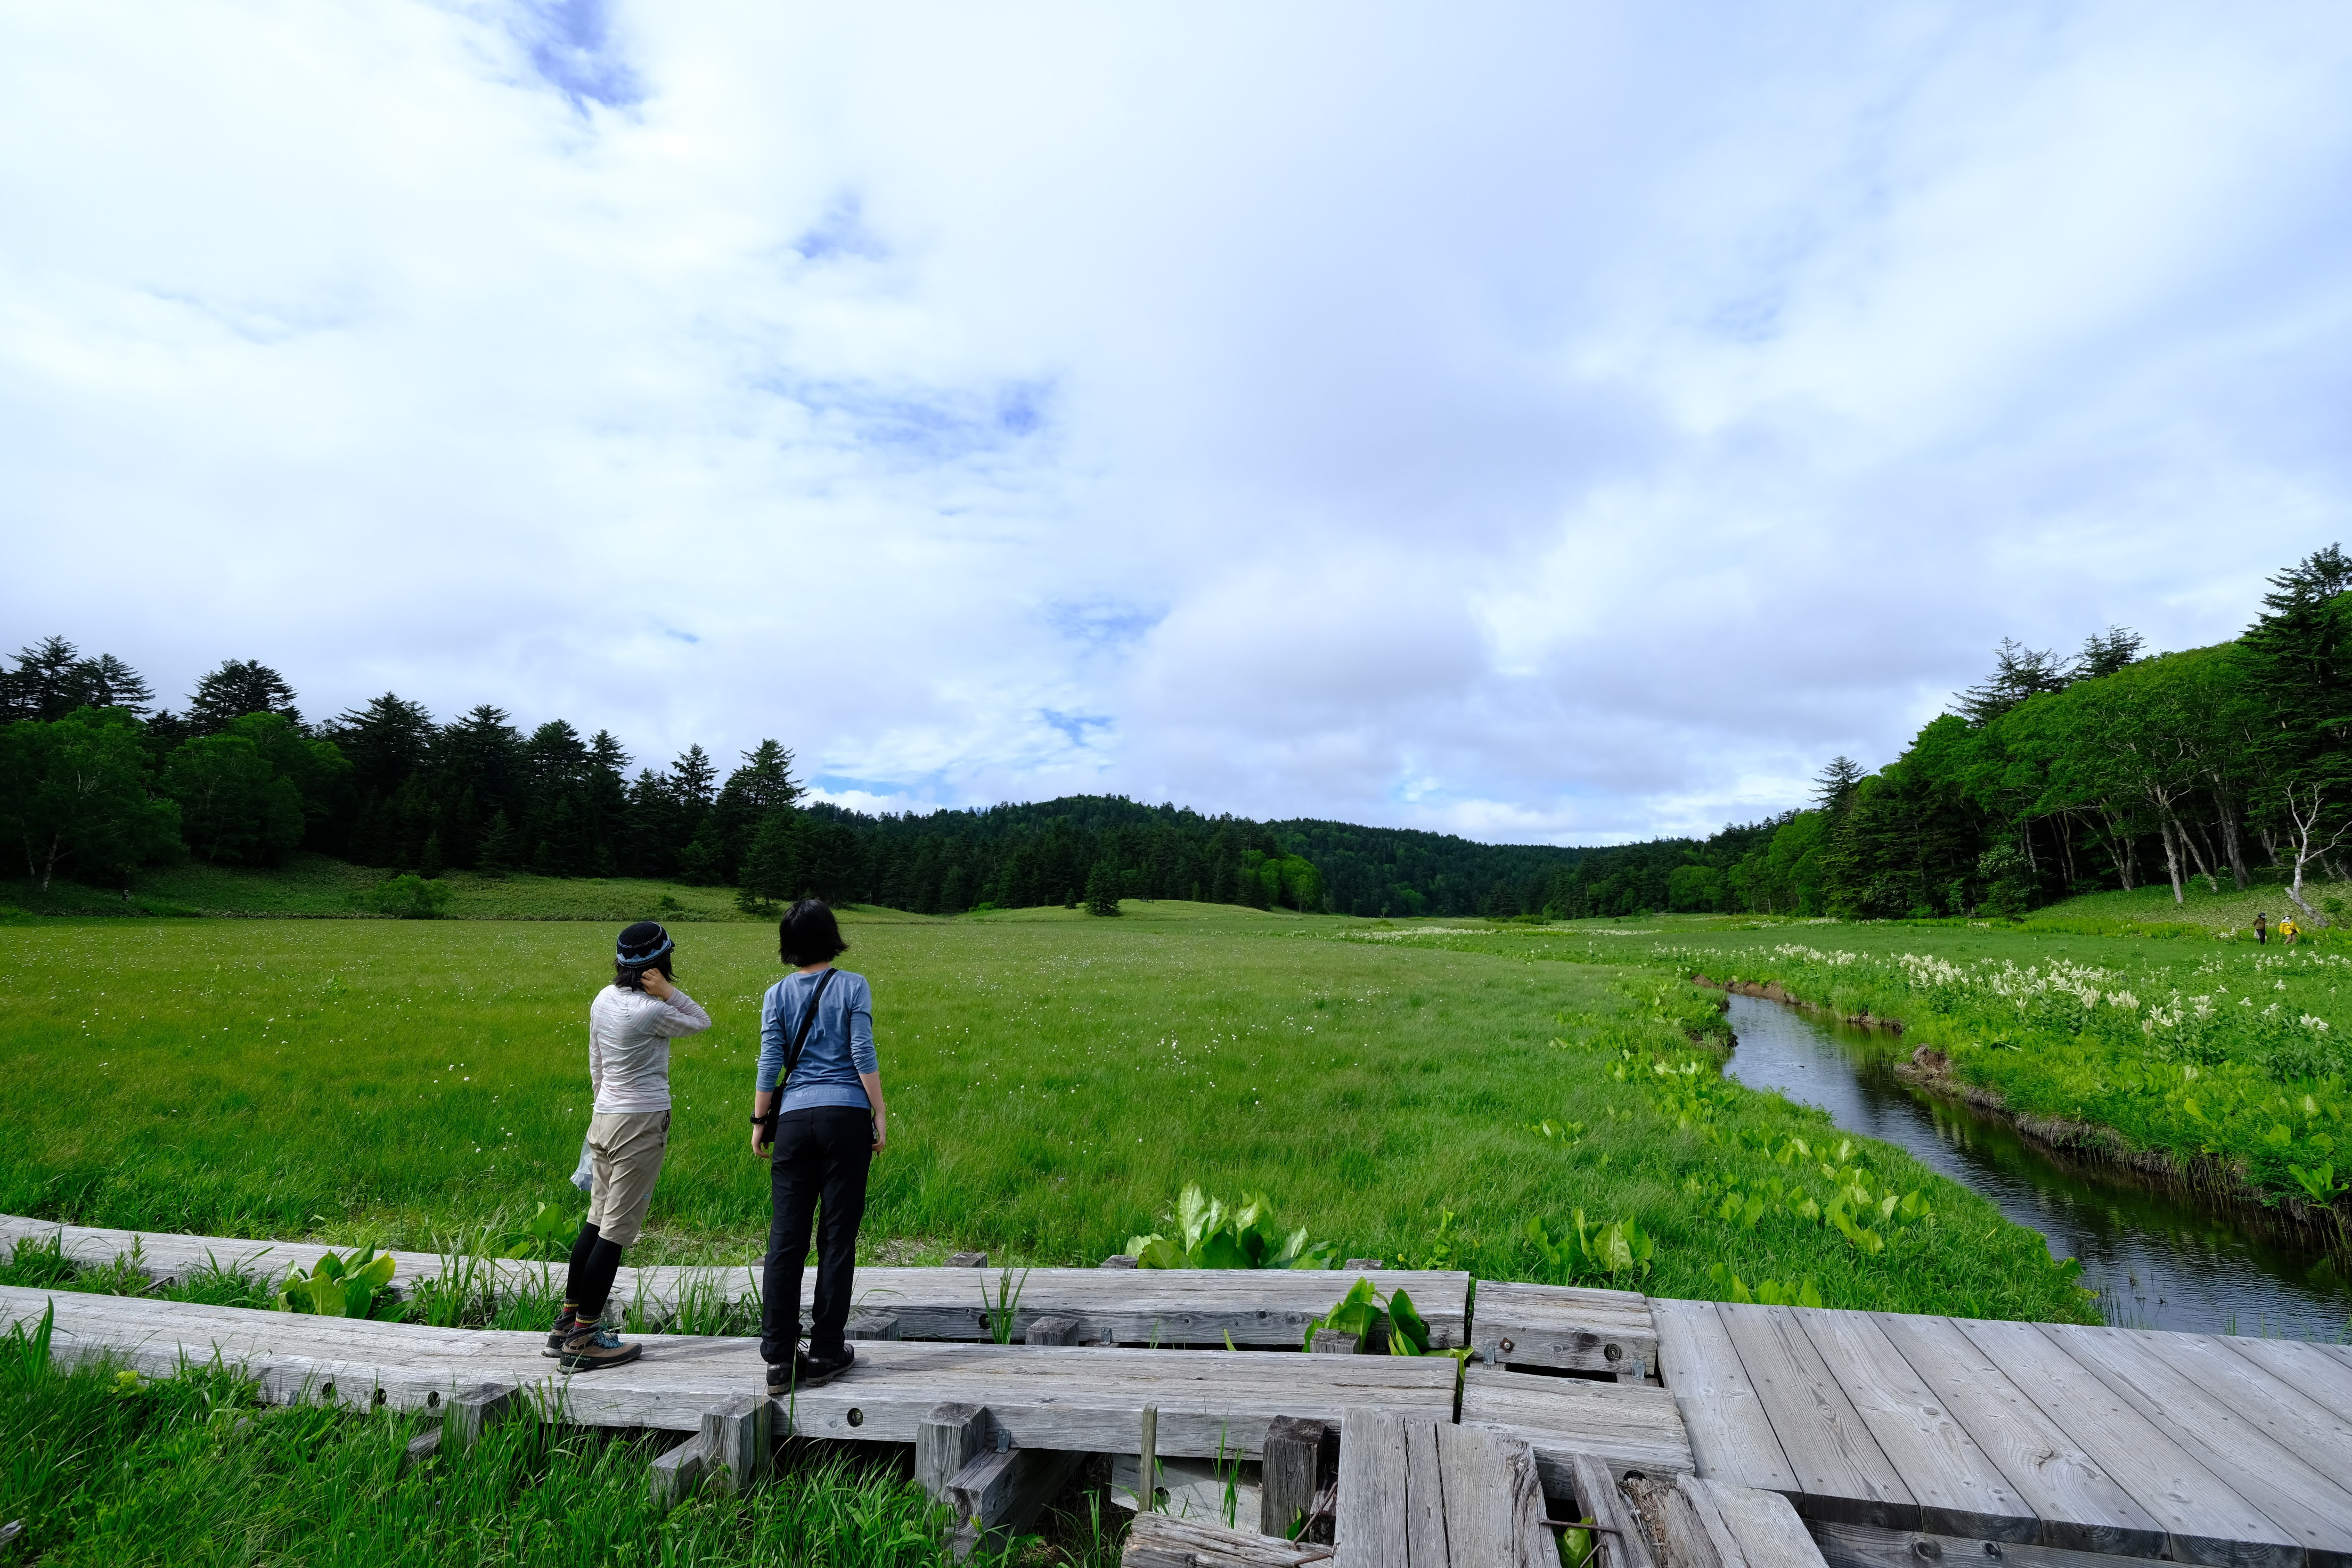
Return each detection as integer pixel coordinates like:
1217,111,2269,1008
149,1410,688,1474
5,2,2349,843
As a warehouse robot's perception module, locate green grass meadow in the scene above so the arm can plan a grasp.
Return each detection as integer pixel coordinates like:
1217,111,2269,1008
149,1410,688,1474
0,902,2091,1323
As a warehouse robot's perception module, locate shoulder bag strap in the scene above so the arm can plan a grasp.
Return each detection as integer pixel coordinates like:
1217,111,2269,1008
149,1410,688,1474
765,967,840,1137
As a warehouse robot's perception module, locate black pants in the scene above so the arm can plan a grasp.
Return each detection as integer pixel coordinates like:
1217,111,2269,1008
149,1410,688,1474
760,1106,873,1364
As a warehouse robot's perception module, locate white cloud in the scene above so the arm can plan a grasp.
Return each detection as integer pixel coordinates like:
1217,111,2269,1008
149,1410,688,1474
4,0,2350,840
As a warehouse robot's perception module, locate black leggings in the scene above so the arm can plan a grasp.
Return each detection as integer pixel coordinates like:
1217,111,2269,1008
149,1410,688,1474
565,1223,626,1320
759,1106,873,1363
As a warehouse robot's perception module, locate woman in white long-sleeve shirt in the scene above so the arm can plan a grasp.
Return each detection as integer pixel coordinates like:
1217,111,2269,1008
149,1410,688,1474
553,920,711,1371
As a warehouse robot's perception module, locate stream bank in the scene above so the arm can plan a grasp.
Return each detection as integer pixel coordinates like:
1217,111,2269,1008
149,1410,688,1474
1718,992,2351,1339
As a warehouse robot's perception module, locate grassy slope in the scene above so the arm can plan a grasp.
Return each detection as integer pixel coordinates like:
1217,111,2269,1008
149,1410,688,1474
0,855,774,922
0,906,2089,1320
2037,869,2352,930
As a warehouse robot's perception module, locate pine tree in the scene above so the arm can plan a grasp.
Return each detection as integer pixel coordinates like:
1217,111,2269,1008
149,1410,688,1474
476,812,518,879
1812,756,1866,814
1085,858,1122,916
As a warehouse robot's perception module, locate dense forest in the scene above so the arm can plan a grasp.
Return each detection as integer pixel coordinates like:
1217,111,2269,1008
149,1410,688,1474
0,644,1568,916
6,544,2346,921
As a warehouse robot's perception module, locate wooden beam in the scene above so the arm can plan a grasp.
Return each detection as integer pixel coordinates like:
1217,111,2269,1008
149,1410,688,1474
1262,1416,1333,1541
399,1430,440,1477
1310,1330,1360,1355
1025,1316,1080,1346
917,1401,990,1503
703,1395,771,1496
948,1447,1085,1559
1473,1281,1658,1382
649,1432,712,1509
445,1383,513,1450
846,1312,901,1341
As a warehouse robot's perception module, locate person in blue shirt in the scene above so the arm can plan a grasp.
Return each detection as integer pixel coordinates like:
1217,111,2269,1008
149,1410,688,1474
752,899,887,1390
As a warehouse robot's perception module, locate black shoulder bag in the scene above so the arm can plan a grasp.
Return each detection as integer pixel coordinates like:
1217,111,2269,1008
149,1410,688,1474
758,967,839,1148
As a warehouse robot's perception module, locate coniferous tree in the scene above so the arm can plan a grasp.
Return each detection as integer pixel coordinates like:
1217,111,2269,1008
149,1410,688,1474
188,659,301,734
1084,858,1121,916
476,812,518,878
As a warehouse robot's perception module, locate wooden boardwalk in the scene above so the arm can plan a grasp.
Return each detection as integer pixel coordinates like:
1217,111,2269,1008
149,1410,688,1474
0,1283,1462,1459
0,1216,1468,1349
14,1214,2352,1567
1656,1299,2352,1568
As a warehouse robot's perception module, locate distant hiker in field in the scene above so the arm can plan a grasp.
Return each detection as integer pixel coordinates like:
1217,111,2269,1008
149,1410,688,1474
2281,915,2301,946
553,921,712,1371
2256,912,2268,945
754,899,887,1392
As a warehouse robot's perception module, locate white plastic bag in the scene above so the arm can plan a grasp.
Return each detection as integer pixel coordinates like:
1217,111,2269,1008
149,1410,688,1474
570,1131,596,1196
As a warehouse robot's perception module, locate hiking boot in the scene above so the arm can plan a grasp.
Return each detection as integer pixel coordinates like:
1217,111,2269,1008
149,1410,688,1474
767,1344,855,1392
543,1303,580,1358
558,1321,642,1373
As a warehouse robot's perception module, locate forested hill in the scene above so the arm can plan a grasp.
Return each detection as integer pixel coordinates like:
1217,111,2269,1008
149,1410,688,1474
10,543,2347,921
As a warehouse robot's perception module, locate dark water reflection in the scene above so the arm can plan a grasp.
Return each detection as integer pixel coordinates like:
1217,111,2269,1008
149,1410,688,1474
1721,993,2352,1340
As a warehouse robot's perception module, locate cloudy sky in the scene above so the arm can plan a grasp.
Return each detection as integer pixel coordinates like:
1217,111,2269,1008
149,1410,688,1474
5,2,2349,842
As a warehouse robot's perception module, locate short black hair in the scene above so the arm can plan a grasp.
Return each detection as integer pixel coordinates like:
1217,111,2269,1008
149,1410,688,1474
779,899,848,966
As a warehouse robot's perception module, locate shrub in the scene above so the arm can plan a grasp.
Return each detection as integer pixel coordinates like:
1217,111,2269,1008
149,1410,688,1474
363,874,451,919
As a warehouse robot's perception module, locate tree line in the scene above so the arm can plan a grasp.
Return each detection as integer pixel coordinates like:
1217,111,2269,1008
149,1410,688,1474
25,545,2332,923
0,644,1566,915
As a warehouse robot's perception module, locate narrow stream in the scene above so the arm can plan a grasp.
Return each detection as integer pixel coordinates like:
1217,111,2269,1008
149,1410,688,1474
1721,992,2352,1340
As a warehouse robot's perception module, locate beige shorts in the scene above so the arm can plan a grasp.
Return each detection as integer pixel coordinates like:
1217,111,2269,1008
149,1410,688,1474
585,1109,671,1247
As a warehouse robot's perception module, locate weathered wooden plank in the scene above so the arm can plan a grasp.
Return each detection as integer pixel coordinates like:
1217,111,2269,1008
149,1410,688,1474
1809,1520,2178,1568
1401,1417,1448,1567
845,1312,901,1341
2223,1337,2352,1427
1338,1408,1411,1568
1866,1313,2162,1560
1717,1304,1915,1528
2038,1324,2352,1568
1262,1416,1332,1541
1571,1451,1657,1568
0,1216,1468,1348
1457,1365,1694,1498
1795,1310,2036,1541
0,1286,1456,1460
1705,1478,1828,1568
2166,1334,2352,1465
1955,1317,2300,1568
1121,1513,1333,1568
1654,1299,1800,1494
1436,1423,1554,1568
1472,1280,1659,1379
1661,1472,1744,1568
1311,1330,1362,1355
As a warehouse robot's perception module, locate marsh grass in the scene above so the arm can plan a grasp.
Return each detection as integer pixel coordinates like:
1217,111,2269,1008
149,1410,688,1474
1,907,2095,1320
